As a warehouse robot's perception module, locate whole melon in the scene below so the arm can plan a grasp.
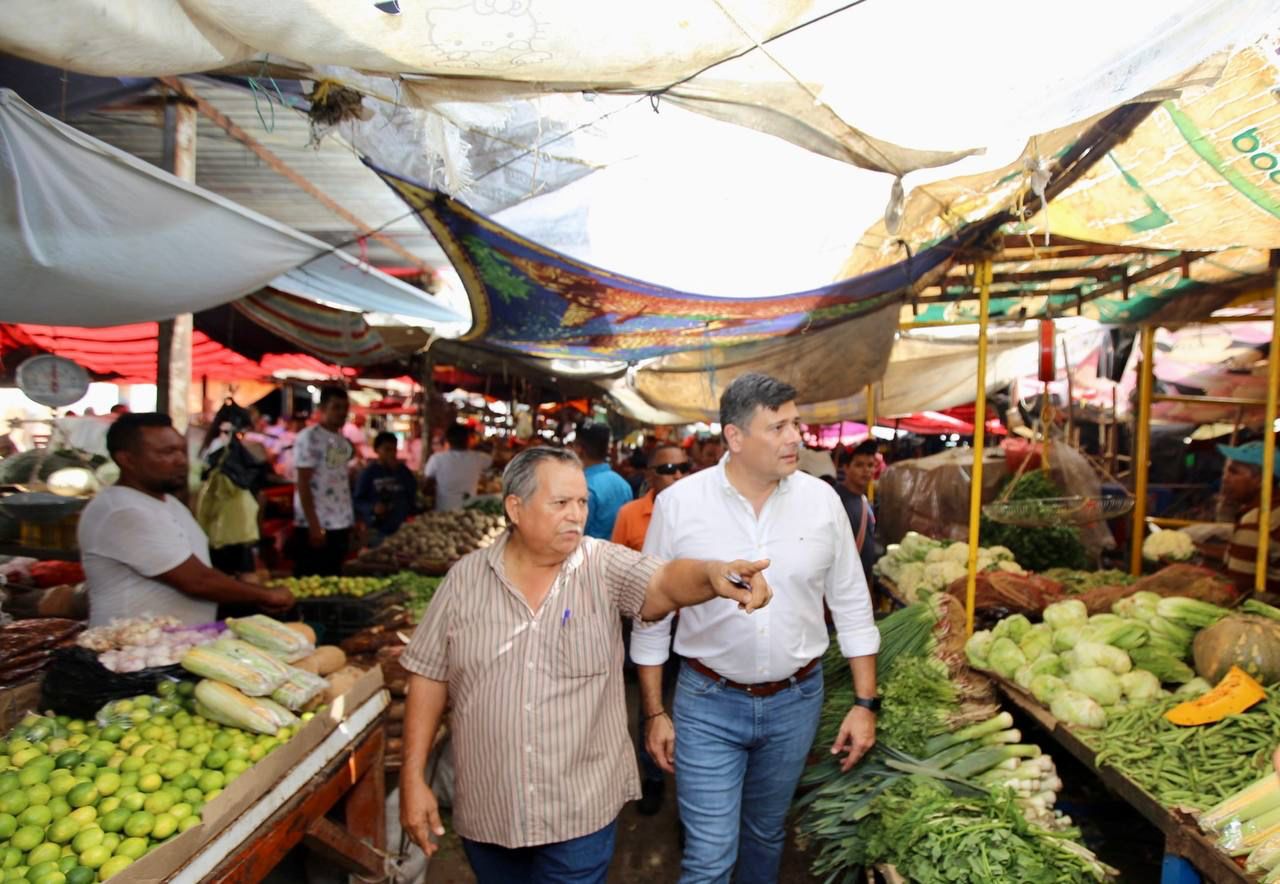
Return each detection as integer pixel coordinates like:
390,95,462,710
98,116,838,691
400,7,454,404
1192,614,1280,684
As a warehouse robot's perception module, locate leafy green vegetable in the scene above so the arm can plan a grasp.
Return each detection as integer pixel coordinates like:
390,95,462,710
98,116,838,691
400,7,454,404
980,471,1089,572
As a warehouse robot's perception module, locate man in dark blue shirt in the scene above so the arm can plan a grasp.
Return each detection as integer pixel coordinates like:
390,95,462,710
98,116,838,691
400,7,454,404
354,432,419,545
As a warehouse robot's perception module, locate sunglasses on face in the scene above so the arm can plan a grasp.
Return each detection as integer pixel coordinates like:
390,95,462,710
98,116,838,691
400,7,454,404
653,462,692,476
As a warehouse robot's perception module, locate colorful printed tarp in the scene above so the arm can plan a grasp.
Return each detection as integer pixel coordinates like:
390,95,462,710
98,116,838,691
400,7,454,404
375,165,971,362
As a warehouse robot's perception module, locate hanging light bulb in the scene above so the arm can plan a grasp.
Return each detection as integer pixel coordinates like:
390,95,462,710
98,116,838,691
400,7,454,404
884,176,905,235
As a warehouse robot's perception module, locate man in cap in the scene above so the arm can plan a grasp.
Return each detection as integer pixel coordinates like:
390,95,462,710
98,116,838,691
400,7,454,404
1217,440,1280,595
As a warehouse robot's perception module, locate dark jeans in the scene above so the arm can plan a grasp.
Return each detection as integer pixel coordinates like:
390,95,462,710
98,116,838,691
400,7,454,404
462,820,616,884
288,526,351,577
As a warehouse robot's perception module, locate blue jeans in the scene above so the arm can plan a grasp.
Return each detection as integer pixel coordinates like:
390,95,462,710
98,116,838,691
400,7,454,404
461,820,616,884
674,661,823,884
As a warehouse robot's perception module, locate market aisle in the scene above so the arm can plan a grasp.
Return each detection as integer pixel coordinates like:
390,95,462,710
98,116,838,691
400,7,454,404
423,679,821,883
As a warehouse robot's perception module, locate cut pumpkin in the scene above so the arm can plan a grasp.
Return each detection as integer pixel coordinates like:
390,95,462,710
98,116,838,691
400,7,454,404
1165,665,1266,726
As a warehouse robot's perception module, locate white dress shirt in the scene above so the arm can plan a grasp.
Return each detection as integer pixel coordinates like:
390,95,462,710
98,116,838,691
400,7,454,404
631,456,880,683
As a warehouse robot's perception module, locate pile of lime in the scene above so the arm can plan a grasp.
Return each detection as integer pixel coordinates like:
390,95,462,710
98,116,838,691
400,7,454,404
0,681,310,883
267,575,390,599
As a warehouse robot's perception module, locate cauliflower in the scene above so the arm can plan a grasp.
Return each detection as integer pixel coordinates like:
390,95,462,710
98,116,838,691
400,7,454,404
1142,530,1194,562
924,560,967,591
985,545,1016,563
925,547,948,563
996,560,1027,575
895,562,928,601
899,531,943,561
944,542,972,564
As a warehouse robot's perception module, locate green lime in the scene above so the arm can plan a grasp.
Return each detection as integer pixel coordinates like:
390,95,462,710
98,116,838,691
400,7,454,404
142,747,169,766
201,749,227,771
32,871,67,884
176,682,195,698
66,866,95,884
149,813,178,841
0,812,15,839
76,844,109,873
9,747,42,769
0,791,28,816
113,836,147,860
2,868,26,883
69,763,95,780
99,832,120,853
11,823,44,851
18,805,53,828
122,812,154,839
26,843,62,867
65,784,97,810
53,751,81,770
120,793,145,813
26,860,59,880
182,788,203,805
0,848,19,869
172,772,197,792
93,773,121,798
167,803,192,821
46,797,70,820
178,814,200,833
96,807,130,835
45,816,80,845
142,792,173,815
98,726,124,745
136,773,161,794
70,828,102,854
67,807,96,827
0,772,18,794
26,784,52,807
47,774,77,798
196,771,224,794
98,854,132,880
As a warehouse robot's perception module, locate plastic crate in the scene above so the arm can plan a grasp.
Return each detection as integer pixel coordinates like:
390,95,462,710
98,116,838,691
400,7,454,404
294,588,406,644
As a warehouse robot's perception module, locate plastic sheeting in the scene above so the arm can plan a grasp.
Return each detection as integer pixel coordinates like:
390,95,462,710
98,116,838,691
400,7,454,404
0,89,465,327
0,1,1271,190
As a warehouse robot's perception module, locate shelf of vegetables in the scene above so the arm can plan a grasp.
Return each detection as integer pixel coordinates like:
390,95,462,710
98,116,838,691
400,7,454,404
796,596,1115,883
966,593,1280,883
0,614,388,883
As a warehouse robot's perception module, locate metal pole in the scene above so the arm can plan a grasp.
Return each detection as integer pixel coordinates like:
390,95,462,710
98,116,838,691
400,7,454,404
866,383,876,504
964,259,992,636
1256,265,1280,591
1130,326,1156,575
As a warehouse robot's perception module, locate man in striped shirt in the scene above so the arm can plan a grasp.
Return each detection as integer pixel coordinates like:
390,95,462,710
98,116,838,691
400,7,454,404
398,445,774,883
1218,441,1280,594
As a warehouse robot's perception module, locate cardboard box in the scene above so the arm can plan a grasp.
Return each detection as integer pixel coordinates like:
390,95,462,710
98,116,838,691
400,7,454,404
0,676,42,733
119,666,387,883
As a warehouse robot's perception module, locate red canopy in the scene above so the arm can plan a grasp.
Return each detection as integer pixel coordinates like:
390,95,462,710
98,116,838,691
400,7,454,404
883,405,1006,436
5,324,348,383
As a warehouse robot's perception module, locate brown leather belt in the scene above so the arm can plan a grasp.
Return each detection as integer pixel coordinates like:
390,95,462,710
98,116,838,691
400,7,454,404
685,657,819,697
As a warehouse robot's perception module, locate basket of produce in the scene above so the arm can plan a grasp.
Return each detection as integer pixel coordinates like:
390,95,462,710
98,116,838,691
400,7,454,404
353,509,505,572
268,575,406,644
981,494,1133,528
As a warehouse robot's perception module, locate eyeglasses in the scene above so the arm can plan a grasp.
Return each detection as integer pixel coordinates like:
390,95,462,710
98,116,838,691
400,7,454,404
653,462,693,476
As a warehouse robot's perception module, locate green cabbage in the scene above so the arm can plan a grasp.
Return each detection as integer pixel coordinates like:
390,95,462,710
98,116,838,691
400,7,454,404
993,614,1032,643
1028,653,1064,678
987,637,1027,679
1050,689,1107,728
1018,625,1053,661
1065,666,1123,706
1014,663,1037,689
965,630,994,669
1063,641,1132,675
1119,670,1162,703
1030,674,1067,704
1042,599,1088,631
1051,625,1083,653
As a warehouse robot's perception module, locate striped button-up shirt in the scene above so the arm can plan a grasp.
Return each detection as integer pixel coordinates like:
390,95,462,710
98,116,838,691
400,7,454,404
1225,504,1280,592
401,531,662,848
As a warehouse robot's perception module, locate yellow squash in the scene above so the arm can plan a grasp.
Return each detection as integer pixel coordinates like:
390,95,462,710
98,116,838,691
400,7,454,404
1165,665,1266,726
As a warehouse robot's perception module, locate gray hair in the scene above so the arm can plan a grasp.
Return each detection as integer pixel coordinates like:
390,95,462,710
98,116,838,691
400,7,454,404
502,446,582,502
719,372,797,431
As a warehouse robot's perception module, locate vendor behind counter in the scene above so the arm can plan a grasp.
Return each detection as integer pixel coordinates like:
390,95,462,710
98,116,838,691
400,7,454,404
78,413,295,625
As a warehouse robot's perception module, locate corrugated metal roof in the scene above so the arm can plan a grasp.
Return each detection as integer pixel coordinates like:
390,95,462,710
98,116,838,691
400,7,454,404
70,81,445,268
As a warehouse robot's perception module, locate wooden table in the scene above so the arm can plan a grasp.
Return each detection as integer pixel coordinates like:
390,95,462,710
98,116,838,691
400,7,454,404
167,689,390,883
993,677,1253,884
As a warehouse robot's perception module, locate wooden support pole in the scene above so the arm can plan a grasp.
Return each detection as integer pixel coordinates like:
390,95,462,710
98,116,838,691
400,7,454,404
156,97,197,431
157,76,429,271
866,383,876,504
1131,326,1156,576
964,259,992,636
1256,260,1280,592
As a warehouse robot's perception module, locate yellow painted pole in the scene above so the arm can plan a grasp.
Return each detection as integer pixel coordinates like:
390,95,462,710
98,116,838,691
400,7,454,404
1130,326,1155,576
866,383,876,504
1255,271,1280,591
964,259,992,636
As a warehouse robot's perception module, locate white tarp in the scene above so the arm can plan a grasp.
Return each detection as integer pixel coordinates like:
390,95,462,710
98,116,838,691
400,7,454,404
0,89,465,326
603,319,1107,424
0,1,1273,190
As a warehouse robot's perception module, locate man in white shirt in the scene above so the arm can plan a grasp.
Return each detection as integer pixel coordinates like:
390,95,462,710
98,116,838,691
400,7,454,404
78,413,295,626
424,424,493,511
292,387,359,577
632,373,880,884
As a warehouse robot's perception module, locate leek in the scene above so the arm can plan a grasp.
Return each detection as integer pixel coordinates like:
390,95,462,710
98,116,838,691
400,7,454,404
944,743,1041,778
920,712,1013,757
1200,772,1280,832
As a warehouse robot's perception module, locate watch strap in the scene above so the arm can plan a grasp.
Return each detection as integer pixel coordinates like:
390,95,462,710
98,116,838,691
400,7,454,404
853,696,881,713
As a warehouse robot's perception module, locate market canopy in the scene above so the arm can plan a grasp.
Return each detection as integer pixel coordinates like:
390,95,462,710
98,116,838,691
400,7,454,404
0,89,466,327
